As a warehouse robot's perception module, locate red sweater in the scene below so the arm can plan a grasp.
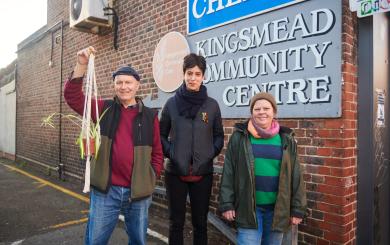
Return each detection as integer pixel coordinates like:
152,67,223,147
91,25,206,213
64,77,163,187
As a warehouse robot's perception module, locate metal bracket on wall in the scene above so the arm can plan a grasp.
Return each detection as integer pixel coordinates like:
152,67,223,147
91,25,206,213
104,0,119,50
104,8,118,50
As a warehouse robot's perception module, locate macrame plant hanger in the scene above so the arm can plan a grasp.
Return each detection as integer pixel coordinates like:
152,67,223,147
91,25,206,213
81,53,101,193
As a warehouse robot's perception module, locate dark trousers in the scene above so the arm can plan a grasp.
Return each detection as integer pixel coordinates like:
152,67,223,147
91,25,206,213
165,172,213,245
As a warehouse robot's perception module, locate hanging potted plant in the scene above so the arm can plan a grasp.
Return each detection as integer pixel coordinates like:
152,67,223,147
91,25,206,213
41,108,108,159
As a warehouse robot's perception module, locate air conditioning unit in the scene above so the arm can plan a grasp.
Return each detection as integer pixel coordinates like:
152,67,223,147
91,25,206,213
69,0,112,35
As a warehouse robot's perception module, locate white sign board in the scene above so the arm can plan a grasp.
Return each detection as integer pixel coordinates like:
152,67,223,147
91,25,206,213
352,0,390,17
349,0,363,11
376,89,385,127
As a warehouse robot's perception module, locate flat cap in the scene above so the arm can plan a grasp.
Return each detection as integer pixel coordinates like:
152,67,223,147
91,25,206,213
112,65,140,81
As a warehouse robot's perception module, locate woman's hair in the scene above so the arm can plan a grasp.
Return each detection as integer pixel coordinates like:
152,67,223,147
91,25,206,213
183,53,206,75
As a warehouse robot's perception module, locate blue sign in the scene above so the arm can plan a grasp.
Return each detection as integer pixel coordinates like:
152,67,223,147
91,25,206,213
188,0,304,34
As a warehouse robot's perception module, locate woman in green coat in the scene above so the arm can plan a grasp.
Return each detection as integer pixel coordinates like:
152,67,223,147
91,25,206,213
219,92,307,245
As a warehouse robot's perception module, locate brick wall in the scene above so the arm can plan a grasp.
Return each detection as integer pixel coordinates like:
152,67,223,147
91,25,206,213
16,0,358,244
47,0,68,27
296,2,358,243
17,34,61,168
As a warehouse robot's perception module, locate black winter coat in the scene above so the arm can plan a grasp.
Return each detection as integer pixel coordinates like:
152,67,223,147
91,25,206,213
160,96,224,175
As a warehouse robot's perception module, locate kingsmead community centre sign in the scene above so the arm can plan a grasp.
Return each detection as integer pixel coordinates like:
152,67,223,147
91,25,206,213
187,0,342,118
149,0,342,118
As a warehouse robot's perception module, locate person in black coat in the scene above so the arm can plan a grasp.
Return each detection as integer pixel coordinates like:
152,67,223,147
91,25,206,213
160,53,224,245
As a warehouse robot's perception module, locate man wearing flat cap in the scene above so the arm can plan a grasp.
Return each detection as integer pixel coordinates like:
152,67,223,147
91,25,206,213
64,46,163,245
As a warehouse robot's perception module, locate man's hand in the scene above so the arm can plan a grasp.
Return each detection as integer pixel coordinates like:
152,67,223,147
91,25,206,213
222,210,236,221
290,216,302,225
77,46,96,65
72,46,97,79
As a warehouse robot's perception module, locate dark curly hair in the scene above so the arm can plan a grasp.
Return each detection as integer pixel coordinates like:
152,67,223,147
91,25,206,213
183,53,206,75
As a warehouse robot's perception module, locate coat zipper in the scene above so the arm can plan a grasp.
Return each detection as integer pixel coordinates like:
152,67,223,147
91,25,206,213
191,119,194,174
136,112,142,143
138,122,142,142
245,132,257,228
131,114,142,200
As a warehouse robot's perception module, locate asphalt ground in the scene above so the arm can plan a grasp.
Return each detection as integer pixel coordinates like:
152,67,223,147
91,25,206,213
0,158,232,245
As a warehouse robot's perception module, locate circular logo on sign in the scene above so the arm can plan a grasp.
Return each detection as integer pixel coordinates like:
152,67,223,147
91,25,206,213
152,32,190,92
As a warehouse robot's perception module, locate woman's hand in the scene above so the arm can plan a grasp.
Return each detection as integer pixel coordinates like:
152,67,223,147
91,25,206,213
290,216,302,225
222,210,236,221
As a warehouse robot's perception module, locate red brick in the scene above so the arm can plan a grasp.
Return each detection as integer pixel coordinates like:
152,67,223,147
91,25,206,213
312,175,326,184
317,238,330,245
317,202,354,215
342,139,356,147
323,139,343,148
324,158,344,167
306,165,331,175
318,147,332,157
330,167,355,177
300,222,324,237
324,212,355,225
317,184,355,196
342,63,357,74
320,193,352,206
303,234,318,244
324,120,344,129
318,221,352,234
324,231,350,243
325,176,354,187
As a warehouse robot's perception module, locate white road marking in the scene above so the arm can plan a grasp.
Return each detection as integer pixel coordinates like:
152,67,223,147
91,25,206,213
119,214,168,244
11,240,24,245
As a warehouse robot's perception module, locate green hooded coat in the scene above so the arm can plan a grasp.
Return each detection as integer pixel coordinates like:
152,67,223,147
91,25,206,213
219,121,307,232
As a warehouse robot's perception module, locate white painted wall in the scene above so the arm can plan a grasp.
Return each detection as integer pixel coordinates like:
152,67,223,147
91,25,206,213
0,80,16,155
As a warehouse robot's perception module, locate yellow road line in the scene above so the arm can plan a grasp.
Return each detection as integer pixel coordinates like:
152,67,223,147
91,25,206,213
36,183,48,188
0,163,89,203
46,217,88,230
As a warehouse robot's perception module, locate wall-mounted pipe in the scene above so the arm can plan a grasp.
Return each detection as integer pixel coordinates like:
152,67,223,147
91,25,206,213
14,63,17,161
58,20,64,180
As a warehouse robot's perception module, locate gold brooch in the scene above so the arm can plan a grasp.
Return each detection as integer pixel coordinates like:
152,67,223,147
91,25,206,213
201,112,208,124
